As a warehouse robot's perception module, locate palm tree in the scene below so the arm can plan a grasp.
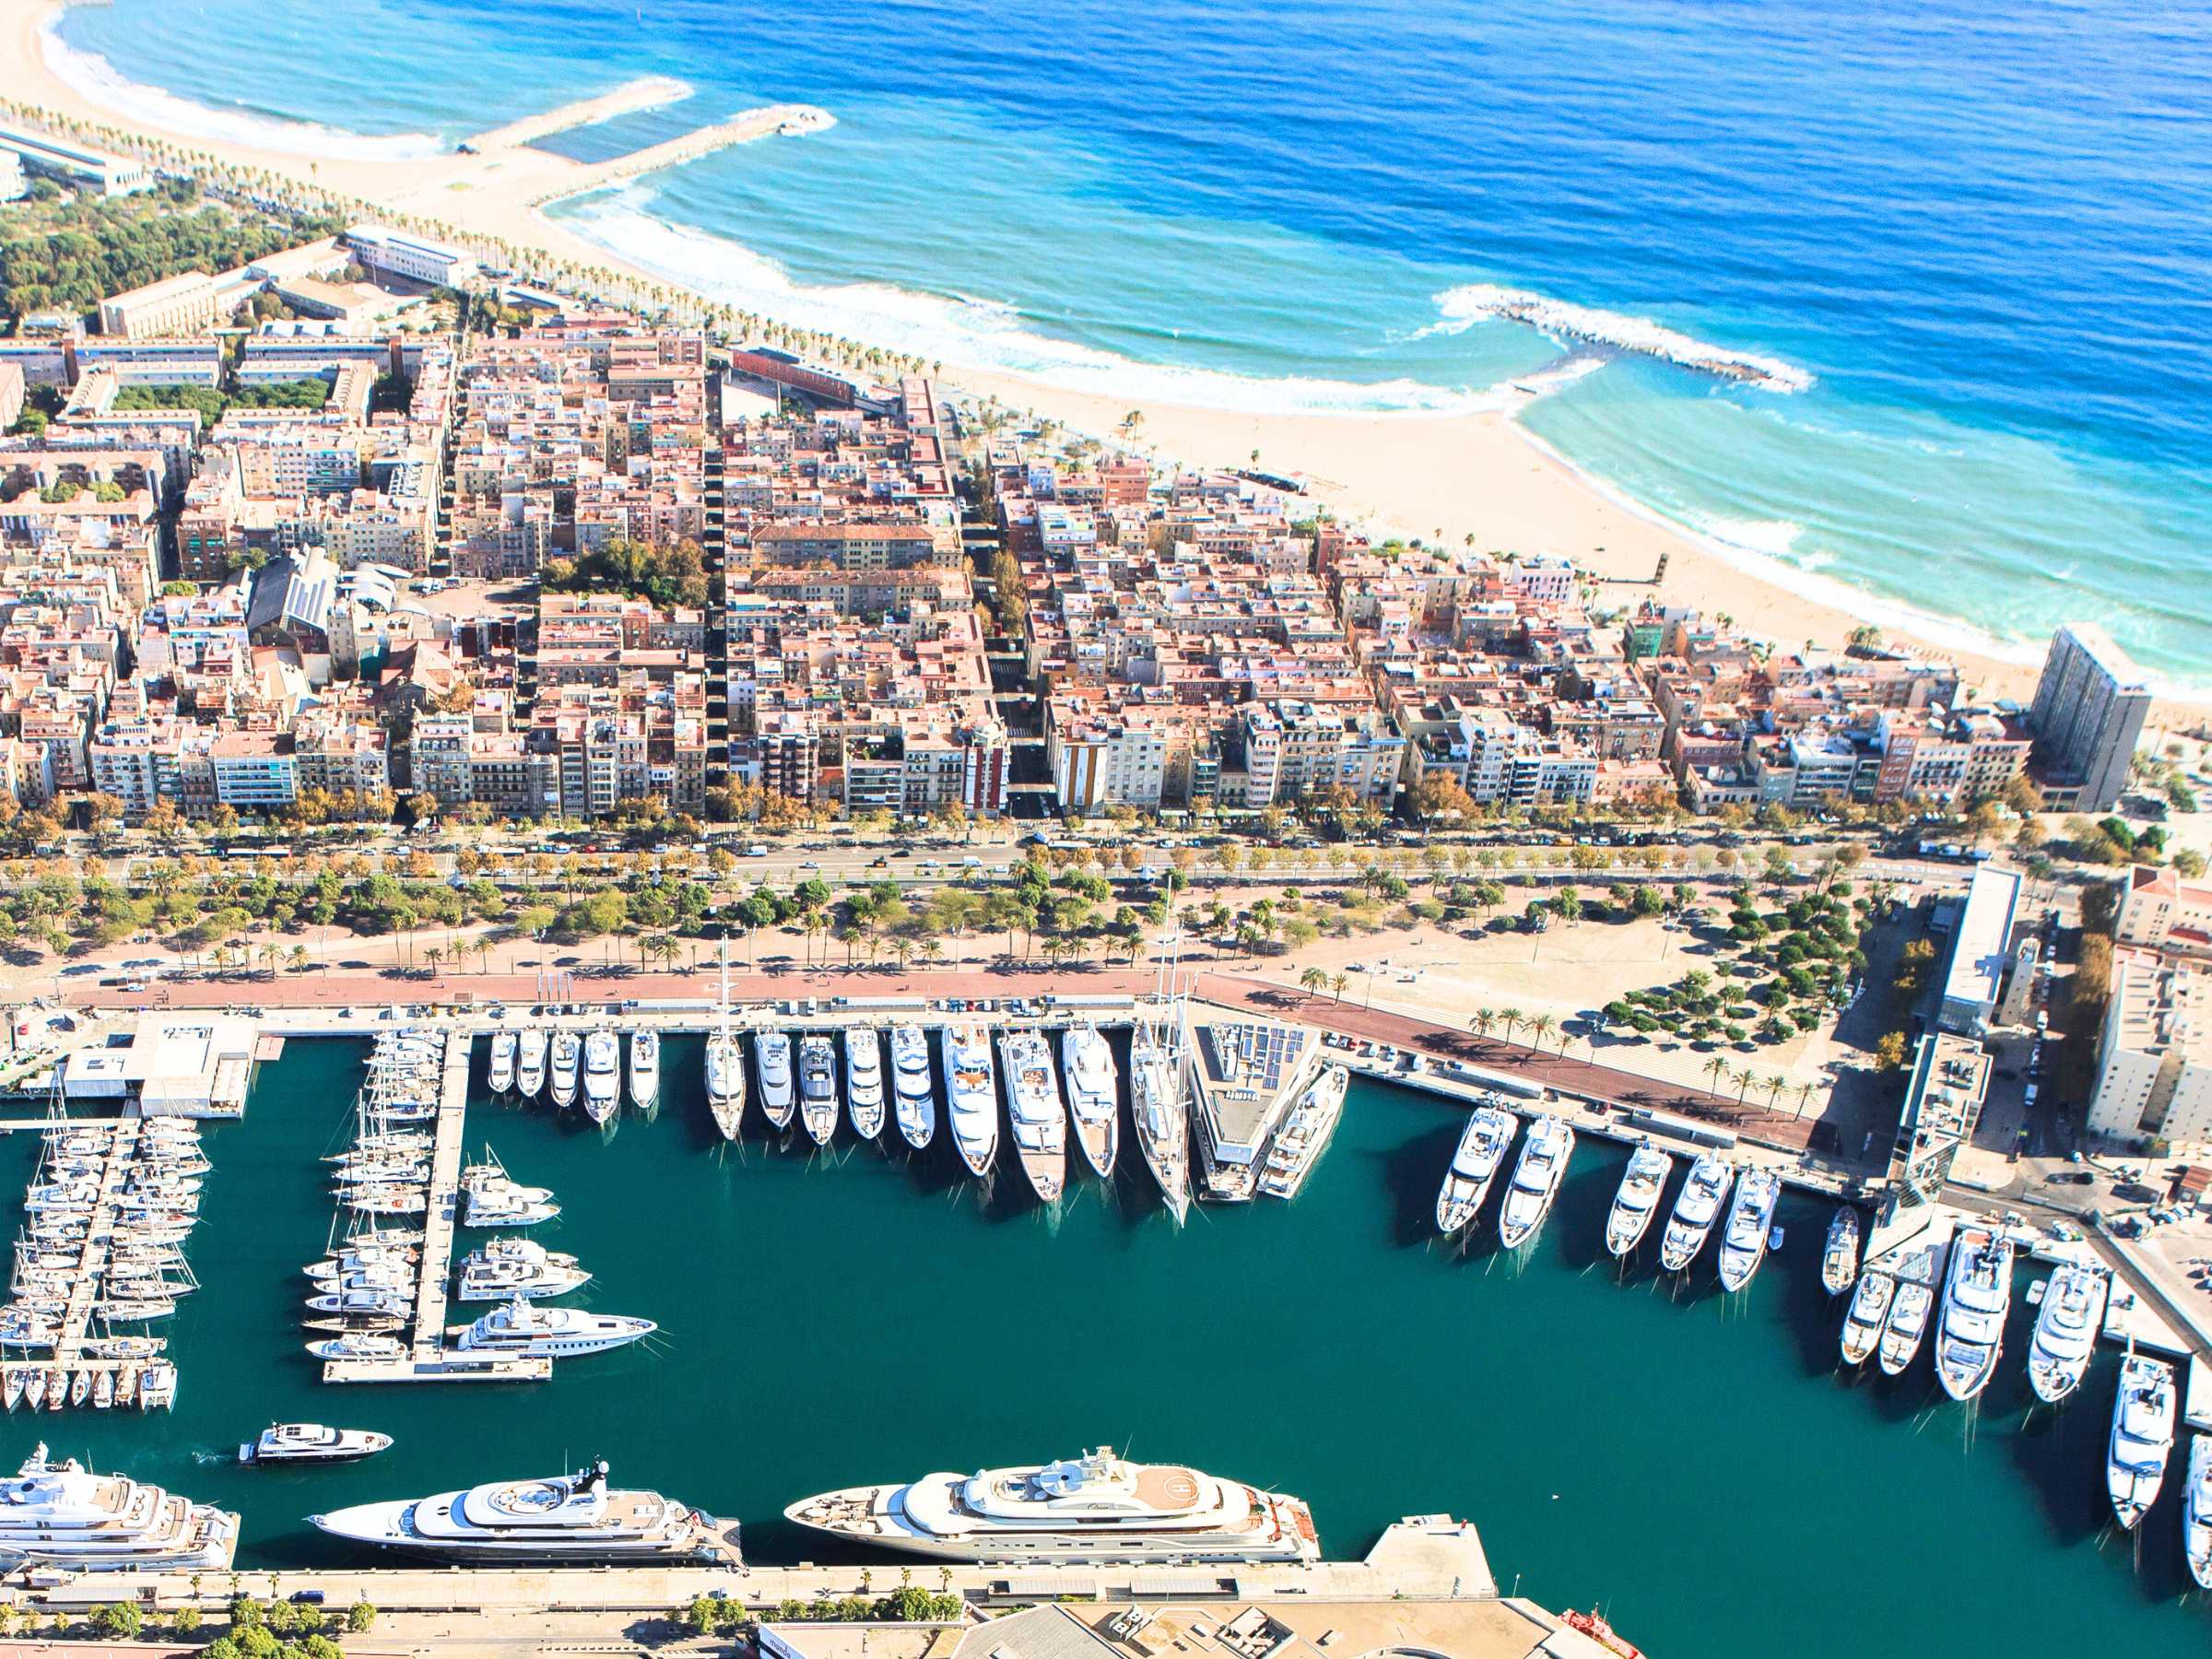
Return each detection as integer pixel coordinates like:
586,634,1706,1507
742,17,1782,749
1734,1065,1757,1103
1299,966,1328,1001
1764,1074,1789,1110
1702,1053,1731,1095
1794,1080,1818,1120
1498,1007,1524,1044
1469,1007,1495,1041
1329,971,1349,1003
1525,1012,1556,1053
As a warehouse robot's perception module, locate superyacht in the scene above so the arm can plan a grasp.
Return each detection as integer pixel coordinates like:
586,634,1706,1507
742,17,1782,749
1716,1168,1782,1293
941,1024,999,1178
582,1030,620,1126
784,1447,1318,1565
1496,1115,1573,1249
798,1034,840,1146
1658,1155,1732,1272
0,1445,238,1571
1935,1228,2014,1402
1604,1145,1672,1257
1256,1065,1347,1200
450,1297,654,1358
2106,1353,2175,1530
1061,1025,1120,1179
549,1030,582,1112
1838,1270,1894,1367
999,1030,1067,1203
844,1027,886,1140
310,1459,736,1563
2025,1264,2108,1404
516,1029,547,1099
755,1031,796,1131
889,1024,936,1149
488,1031,516,1095
458,1237,589,1301
629,1030,660,1114
1129,1013,1190,1222
240,1424,392,1465
1435,1105,1517,1235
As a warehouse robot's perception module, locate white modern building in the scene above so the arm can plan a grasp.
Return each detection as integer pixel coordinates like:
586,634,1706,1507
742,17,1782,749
344,224,478,288
2087,947,2212,1150
1936,865,2021,1037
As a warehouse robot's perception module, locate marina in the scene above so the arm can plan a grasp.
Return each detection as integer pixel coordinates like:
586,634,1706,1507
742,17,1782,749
0,1024,2206,1654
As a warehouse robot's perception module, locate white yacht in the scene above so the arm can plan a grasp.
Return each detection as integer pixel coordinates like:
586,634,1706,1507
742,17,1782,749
449,1297,654,1358
1839,1270,1895,1367
629,1030,660,1114
1935,1228,2014,1402
488,1031,517,1095
1716,1168,1782,1293
798,1034,840,1146
1129,1017,1190,1222
844,1027,886,1140
784,1448,1318,1565
1658,1155,1733,1272
1878,1281,1935,1376
941,1025,998,1178
1604,1145,1673,1256
309,1460,737,1563
582,1030,620,1125
305,1332,407,1362
1496,1115,1573,1249
1435,1105,1517,1235
889,1024,936,1150
703,1030,745,1141
549,1031,582,1112
458,1237,590,1301
0,1445,238,1571
756,1031,796,1131
2025,1265,2108,1404
1061,1026,1120,1179
240,1424,392,1465
516,1029,547,1098
1257,1065,1347,1200
2107,1354,2175,1530
2183,1435,2212,1590
1821,1206,1861,1295
999,1030,1067,1203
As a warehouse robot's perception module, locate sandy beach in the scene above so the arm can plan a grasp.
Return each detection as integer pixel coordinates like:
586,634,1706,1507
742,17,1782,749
6,0,2192,717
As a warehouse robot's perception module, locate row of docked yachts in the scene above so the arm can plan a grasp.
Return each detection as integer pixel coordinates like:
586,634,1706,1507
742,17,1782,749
704,1018,1198,1220
0,1440,1314,1571
488,1026,655,1126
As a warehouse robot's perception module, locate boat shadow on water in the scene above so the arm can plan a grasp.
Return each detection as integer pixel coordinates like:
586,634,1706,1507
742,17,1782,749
1381,1122,1463,1251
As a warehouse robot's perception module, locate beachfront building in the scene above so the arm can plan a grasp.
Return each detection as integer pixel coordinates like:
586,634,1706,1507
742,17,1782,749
0,124,150,195
343,224,479,288
99,270,229,339
0,147,27,203
2028,622,2151,812
2087,947,2212,1151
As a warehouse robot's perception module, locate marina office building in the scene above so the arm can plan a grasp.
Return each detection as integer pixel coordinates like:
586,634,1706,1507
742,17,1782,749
62,1014,261,1117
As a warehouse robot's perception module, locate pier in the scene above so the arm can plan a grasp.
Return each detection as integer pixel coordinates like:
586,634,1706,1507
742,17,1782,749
524,103,833,207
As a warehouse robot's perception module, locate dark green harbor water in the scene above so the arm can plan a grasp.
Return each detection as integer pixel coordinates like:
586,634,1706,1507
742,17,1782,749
5,1038,2207,1656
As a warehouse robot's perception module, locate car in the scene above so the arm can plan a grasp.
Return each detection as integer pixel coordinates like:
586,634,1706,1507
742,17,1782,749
798,859,820,869
868,855,890,869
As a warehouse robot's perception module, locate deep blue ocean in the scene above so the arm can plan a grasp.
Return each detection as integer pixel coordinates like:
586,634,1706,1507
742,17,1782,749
45,0,2212,683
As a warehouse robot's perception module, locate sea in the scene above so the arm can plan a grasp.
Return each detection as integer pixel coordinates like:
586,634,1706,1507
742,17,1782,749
4,1037,2207,1657
41,0,2212,692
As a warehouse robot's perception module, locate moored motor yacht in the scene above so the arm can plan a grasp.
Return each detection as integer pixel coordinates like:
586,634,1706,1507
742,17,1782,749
703,1030,745,1140
549,1031,582,1112
629,1030,660,1114
1935,1228,2014,1402
797,1035,840,1146
241,1424,393,1465
1435,1105,1518,1235
941,1024,998,1178
2107,1353,2175,1530
458,1236,590,1301
1878,1281,1935,1376
1497,1115,1573,1249
783,1447,1318,1565
889,1024,936,1150
488,1031,516,1095
582,1030,620,1126
448,1297,654,1358
1658,1155,1733,1272
305,1332,407,1362
1716,1168,1782,1292
844,1027,886,1140
2025,1264,2108,1404
1060,1025,1119,1179
0,1444,238,1571
1839,1270,1895,1367
1256,1065,1347,1200
755,1031,795,1131
309,1459,737,1563
998,1030,1067,1203
1821,1206,1861,1295
2183,1435,2212,1590
1603,1145,1672,1256
516,1029,547,1098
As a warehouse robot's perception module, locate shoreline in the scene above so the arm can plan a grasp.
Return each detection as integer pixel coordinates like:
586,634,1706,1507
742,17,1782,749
8,0,2205,721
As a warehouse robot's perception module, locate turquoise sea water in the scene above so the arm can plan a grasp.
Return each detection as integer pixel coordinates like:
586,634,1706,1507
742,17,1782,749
41,0,2212,688
3,1039,2208,1656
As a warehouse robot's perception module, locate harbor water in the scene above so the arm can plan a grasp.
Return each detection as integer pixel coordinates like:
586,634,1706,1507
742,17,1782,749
2,1037,2206,1654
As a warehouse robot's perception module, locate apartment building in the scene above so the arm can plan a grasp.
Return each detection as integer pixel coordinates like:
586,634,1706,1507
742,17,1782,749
2087,947,2212,1149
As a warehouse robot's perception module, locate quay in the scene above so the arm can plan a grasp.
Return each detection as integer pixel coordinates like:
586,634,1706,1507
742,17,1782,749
466,76,693,151
524,102,833,206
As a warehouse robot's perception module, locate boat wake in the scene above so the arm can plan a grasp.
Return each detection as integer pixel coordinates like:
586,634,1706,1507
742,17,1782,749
1435,284,1814,394
556,197,1517,418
